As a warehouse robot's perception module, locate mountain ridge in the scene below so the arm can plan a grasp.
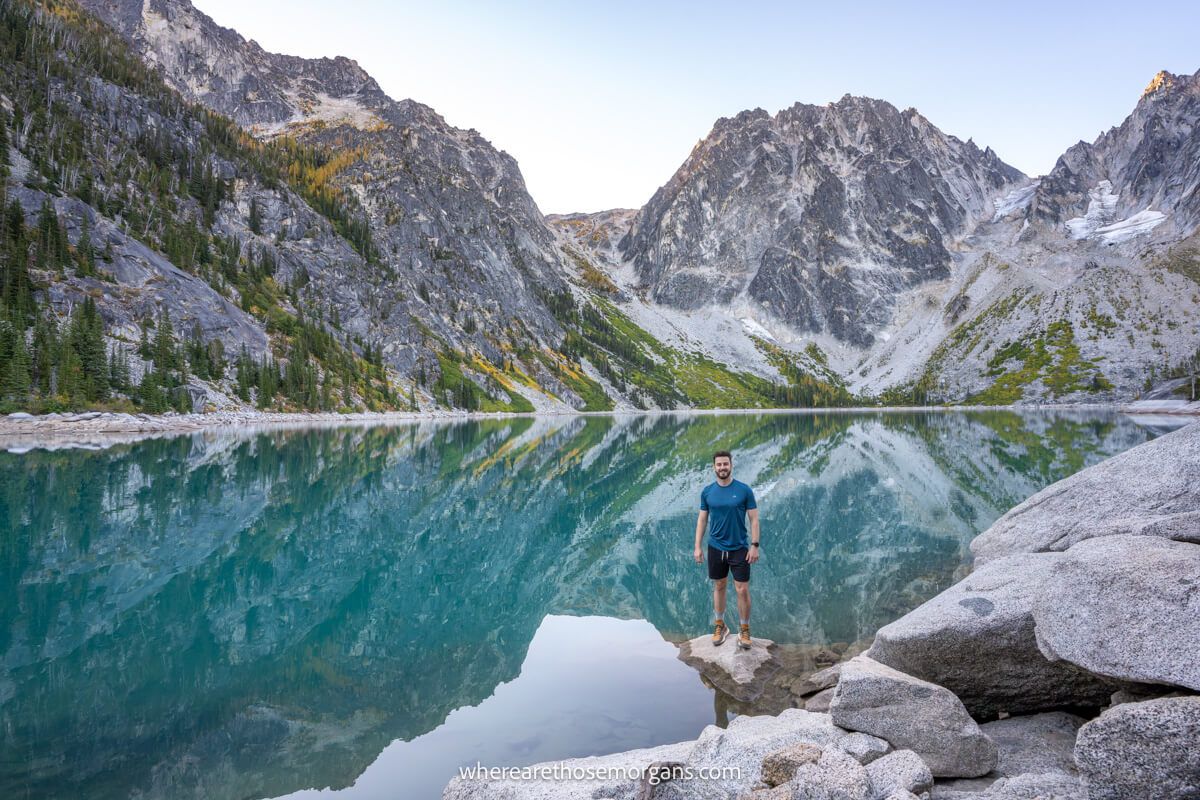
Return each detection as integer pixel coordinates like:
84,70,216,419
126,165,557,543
2,0,1197,417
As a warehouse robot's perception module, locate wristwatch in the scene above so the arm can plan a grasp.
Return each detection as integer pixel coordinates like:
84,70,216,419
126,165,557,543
751,542,760,547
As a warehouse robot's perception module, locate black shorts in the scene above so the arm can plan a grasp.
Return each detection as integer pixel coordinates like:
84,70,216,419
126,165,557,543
708,545,750,583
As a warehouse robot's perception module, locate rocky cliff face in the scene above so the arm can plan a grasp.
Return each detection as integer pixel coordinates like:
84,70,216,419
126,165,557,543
79,0,576,395
619,97,1025,347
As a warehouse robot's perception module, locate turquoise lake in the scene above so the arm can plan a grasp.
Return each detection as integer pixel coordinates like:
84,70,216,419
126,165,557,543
0,410,1184,799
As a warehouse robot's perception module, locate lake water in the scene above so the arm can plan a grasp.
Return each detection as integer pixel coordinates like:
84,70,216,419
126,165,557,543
0,410,1183,799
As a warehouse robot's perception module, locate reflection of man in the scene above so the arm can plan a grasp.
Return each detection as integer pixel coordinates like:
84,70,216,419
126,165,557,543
693,450,760,650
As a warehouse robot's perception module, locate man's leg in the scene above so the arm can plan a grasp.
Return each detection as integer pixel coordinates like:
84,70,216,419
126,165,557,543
712,577,728,620
730,548,752,649
734,580,751,623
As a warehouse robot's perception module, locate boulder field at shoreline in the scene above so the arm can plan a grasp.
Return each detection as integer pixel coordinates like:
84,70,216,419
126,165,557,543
443,422,1200,800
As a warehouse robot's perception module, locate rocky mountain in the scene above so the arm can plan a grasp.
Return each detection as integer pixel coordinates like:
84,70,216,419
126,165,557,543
78,0,580,398
1030,70,1200,237
0,0,850,417
853,68,1200,403
569,71,1200,405
3,0,1197,415
619,97,1025,347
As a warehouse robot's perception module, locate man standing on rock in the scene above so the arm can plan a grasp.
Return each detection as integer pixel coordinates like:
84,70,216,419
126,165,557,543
694,450,761,650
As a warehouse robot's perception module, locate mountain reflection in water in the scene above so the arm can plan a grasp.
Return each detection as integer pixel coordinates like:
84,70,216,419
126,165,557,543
0,410,1179,799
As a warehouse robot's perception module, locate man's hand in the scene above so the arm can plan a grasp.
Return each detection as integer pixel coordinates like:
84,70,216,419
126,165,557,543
747,546,760,564
694,546,703,564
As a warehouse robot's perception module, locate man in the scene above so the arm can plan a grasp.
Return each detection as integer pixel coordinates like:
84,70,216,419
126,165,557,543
693,450,760,650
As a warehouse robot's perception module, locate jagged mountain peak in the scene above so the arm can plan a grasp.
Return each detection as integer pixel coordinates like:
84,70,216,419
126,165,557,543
620,93,1025,346
1139,67,1199,101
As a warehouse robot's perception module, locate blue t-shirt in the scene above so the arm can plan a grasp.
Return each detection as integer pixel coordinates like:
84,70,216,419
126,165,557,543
700,479,757,551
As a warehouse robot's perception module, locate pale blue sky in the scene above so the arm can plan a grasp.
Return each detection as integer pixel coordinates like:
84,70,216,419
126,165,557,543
194,0,1199,214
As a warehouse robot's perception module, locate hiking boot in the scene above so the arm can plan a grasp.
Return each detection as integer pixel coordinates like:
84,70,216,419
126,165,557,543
738,623,752,650
712,619,728,646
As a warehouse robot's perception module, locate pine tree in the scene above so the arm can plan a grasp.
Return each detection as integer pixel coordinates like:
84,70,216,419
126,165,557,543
206,338,225,380
30,312,54,396
76,217,95,276
152,308,176,373
248,198,262,235
9,336,31,401
257,354,278,408
2,200,34,323
138,370,166,413
108,346,121,392
35,199,68,271
138,322,151,359
0,109,9,180
235,345,253,402
57,339,84,404
187,322,208,379
69,297,108,400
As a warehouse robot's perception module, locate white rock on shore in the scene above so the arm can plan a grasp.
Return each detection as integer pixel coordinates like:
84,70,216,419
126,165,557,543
442,710,889,800
677,634,780,702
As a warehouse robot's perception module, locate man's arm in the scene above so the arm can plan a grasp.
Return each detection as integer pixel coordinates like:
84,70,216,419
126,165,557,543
694,510,708,563
746,508,761,563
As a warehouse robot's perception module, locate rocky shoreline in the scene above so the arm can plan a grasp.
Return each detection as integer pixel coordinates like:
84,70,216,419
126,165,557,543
1,402,1193,452
443,422,1200,800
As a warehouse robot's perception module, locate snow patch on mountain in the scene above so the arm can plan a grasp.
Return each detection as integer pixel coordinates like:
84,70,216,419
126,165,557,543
1094,209,1168,244
1065,180,1121,239
992,181,1040,221
740,317,776,342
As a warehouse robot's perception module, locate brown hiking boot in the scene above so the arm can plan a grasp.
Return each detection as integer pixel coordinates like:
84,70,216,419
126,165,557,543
712,619,728,646
738,623,752,650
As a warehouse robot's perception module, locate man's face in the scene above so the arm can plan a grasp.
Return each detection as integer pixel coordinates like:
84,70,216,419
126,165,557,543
713,457,732,480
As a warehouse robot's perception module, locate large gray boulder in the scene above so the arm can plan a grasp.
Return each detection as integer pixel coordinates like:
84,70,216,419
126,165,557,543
788,748,872,800
1074,696,1200,800
865,750,933,799
678,634,781,702
970,423,1200,564
931,712,1085,797
867,553,1122,717
829,656,997,778
1032,535,1200,690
